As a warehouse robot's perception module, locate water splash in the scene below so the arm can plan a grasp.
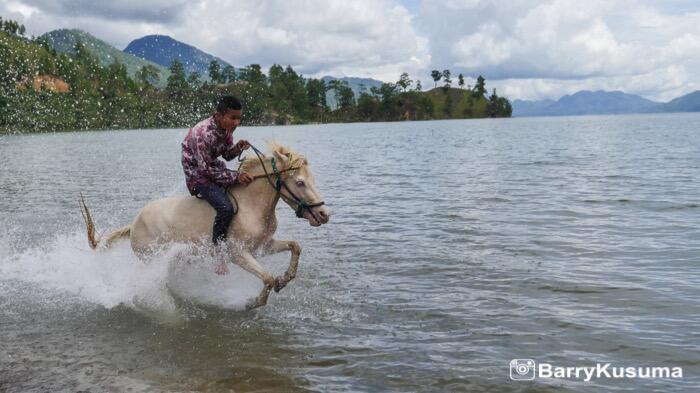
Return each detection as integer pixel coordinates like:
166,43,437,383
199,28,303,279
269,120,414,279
0,229,264,320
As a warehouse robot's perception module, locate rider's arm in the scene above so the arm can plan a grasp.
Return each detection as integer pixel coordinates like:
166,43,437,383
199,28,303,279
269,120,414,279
222,133,243,161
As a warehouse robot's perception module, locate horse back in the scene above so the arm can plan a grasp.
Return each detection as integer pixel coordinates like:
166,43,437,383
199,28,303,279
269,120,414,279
130,195,214,251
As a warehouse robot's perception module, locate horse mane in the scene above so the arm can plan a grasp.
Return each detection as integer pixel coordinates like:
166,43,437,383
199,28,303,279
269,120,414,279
239,141,308,174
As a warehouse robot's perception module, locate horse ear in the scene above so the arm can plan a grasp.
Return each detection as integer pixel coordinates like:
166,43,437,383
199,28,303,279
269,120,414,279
273,149,289,165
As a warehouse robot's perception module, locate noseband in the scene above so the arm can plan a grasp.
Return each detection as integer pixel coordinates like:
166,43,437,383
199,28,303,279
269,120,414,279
248,145,325,218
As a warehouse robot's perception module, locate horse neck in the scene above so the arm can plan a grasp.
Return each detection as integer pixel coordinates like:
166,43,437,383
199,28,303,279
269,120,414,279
236,165,282,218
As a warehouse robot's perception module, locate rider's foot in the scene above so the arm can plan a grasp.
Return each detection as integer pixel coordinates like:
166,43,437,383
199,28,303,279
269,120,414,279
215,262,229,275
211,242,230,275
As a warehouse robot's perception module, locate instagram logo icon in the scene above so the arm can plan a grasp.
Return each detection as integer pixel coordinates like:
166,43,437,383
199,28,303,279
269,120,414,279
510,359,536,380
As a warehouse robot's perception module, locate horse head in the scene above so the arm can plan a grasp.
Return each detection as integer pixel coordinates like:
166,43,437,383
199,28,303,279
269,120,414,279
269,143,331,227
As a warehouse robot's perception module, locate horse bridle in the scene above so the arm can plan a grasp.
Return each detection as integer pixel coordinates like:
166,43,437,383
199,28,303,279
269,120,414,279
246,144,325,219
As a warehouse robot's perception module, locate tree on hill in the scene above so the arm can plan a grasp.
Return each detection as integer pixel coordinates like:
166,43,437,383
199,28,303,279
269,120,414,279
239,64,269,124
268,64,309,120
474,75,486,97
306,78,327,110
442,69,452,90
166,59,188,99
71,40,103,86
2,19,25,37
208,60,221,84
187,71,202,89
415,80,422,91
328,79,355,109
383,82,398,99
268,64,288,112
431,70,441,88
103,61,132,99
443,93,453,117
458,73,465,89
357,91,377,120
136,64,160,88
283,65,310,117
222,65,236,83
397,72,412,92
241,64,266,84
487,88,512,117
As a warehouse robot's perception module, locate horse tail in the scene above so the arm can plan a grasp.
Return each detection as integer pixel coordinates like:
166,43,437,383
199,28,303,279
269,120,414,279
104,226,131,248
79,194,130,250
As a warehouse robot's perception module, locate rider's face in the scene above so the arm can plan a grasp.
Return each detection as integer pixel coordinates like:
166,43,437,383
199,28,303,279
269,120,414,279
214,109,242,133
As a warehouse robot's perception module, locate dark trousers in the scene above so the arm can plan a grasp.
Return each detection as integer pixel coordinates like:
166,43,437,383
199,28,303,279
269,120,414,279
195,183,234,244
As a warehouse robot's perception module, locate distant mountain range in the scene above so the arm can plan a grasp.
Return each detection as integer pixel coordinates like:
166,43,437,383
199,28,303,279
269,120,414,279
40,29,170,87
124,35,233,78
513,90,700,117
660,90,700,113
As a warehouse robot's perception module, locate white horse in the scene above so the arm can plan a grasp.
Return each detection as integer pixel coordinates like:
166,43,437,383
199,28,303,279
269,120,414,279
80,142,331,309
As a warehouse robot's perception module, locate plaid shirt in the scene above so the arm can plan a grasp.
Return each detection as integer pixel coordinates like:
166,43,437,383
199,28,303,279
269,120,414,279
181,116,243,195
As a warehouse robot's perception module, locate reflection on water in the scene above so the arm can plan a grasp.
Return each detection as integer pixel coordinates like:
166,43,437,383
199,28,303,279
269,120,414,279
1,114,700,392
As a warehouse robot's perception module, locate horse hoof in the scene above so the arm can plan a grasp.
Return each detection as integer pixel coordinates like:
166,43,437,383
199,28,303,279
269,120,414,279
245,298,262,310
273,276,289,293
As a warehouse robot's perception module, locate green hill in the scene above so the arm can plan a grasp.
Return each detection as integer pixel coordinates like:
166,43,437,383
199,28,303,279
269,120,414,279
337,85,510,123
426,87,490,119
40,29,170,87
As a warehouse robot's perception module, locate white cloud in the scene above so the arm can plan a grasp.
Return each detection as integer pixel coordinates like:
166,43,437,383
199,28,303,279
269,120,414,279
416,0,700,100
180,0,430,82
452,23,515,68
17,0,191,23
5,1,39,18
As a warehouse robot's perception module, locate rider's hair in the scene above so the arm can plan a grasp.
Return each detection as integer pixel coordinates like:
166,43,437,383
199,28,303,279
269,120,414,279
216,95,242,113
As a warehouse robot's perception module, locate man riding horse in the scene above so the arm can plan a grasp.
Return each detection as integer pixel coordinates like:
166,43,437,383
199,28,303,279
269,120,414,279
80,95,331,309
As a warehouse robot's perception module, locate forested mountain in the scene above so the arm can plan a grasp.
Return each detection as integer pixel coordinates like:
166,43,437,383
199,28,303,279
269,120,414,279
124,35,232,78
40,29,170,87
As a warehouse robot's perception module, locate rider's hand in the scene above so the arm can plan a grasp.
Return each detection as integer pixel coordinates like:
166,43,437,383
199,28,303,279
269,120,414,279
237,172,253,185
236,139,251,151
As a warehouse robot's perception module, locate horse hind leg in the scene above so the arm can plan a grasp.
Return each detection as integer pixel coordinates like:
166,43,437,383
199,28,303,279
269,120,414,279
246,285,273,310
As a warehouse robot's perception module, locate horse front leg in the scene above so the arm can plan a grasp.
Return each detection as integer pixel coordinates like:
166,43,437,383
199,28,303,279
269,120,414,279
260,239,301,293
232,250,275,309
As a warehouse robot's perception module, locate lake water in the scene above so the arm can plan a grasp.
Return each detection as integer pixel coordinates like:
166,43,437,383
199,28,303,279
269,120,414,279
0,114,699,392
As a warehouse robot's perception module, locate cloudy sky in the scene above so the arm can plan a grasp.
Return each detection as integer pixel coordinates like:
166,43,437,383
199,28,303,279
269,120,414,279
2,0,699,101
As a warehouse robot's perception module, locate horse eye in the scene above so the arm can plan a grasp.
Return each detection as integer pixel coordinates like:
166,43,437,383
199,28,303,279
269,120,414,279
296,180,305,187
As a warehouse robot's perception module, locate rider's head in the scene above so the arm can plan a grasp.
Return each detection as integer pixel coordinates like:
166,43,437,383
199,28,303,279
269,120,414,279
214,95,243,133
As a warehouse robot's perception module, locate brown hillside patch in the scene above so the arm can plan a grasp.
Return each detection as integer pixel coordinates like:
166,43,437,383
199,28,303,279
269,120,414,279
17,75,71,93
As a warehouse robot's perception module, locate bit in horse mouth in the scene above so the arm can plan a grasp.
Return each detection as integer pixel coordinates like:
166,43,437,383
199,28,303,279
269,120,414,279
307,212,321,226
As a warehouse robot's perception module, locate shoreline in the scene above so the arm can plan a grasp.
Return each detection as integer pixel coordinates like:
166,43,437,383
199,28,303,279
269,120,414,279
0,115,508,135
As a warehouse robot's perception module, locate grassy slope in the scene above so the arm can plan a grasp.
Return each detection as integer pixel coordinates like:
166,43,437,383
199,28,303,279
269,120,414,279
41,29,170,87
425,87,490,119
